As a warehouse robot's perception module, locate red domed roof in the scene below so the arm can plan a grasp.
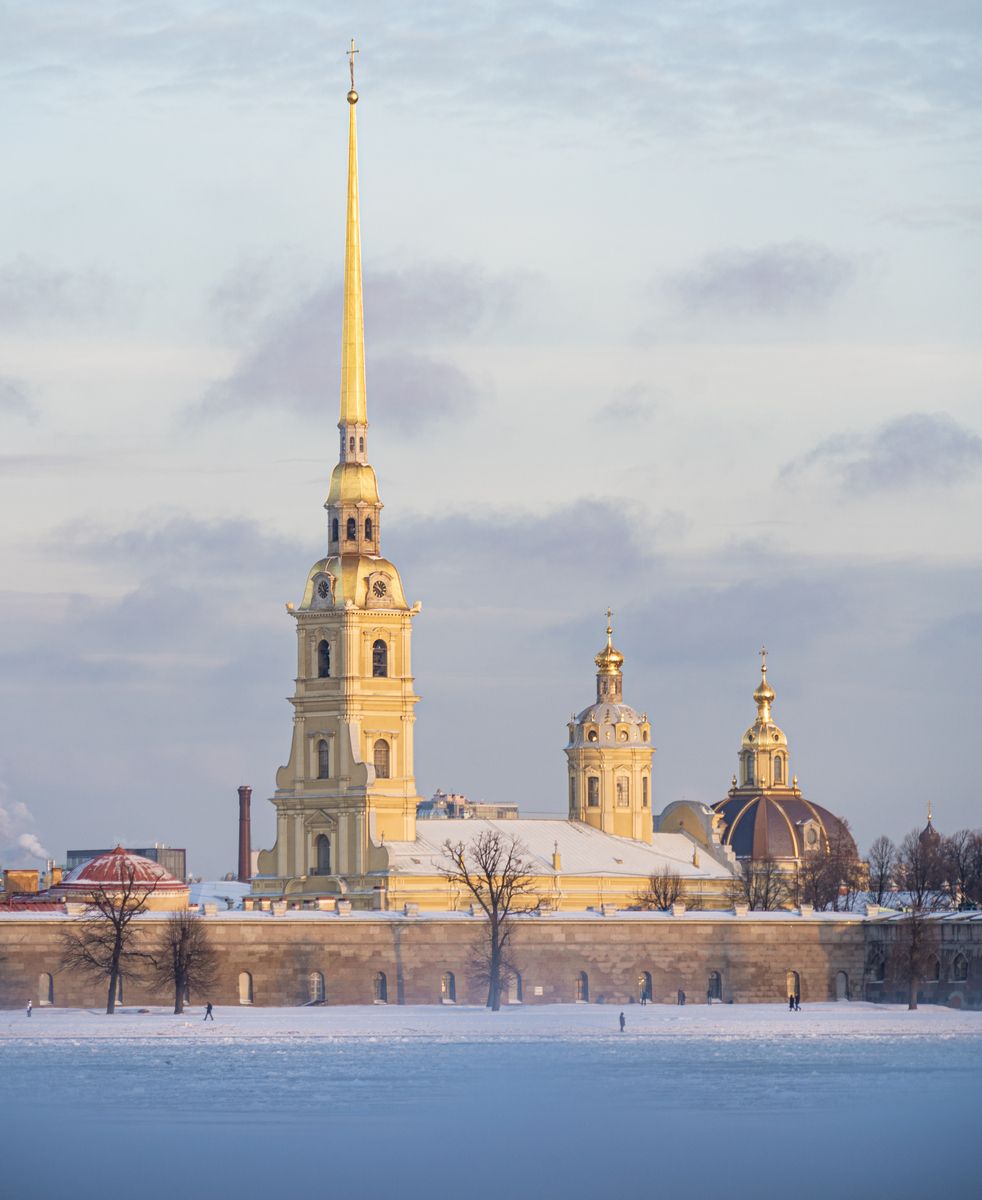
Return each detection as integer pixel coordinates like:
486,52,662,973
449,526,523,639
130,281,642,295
60,846,187,893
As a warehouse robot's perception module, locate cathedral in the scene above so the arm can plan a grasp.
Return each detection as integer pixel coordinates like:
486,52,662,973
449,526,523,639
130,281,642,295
251,68,851,913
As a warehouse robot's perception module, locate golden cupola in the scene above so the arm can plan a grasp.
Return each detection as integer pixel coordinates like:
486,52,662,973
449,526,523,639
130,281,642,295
594,609,626,702
738,649,788,789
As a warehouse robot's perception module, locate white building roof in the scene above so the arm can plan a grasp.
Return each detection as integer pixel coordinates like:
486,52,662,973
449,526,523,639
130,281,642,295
382,818,731,880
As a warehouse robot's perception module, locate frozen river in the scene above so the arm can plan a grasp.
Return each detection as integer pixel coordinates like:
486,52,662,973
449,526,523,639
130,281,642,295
3,1003,980,1199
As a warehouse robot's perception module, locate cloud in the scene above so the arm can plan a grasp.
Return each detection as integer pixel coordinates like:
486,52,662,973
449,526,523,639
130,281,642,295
0,376,37,422
0,255,113,326
17,832,49,861
3,3,980,147
0,791,48,863
784,412,982,493
883,202,982,232
196,263,505,430
598,384,658,422
666,242,855,316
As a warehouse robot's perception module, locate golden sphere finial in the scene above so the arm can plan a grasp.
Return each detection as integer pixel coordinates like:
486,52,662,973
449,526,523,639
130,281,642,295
347,89,358,105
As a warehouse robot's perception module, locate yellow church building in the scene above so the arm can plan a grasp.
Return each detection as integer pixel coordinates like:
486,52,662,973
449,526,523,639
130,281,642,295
251,67,740,912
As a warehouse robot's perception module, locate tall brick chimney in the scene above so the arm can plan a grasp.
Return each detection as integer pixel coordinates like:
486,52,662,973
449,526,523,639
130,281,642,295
237,785,252,883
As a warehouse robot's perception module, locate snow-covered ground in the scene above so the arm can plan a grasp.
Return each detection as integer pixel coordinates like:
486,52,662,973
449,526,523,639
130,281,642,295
2,999,980,1041
3,1004,979,1200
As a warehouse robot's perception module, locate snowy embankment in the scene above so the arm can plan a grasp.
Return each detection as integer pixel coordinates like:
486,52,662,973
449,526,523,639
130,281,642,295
3,1001,979,1042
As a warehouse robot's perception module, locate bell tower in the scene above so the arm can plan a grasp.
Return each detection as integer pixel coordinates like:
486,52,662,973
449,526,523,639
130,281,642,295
255,49,422,904
565,612,655,842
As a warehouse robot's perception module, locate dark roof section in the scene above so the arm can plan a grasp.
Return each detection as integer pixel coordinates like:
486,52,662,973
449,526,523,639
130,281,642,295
713,792,857,861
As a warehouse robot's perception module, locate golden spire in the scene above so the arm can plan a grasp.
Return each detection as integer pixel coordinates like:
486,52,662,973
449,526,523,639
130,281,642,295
753,644,775,721
339,38,367,429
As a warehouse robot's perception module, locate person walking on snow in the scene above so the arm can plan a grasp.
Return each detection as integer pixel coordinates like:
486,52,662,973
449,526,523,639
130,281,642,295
789,994,795,1011
26,999,32,1017
204,1002,214,1021
619,1012,626,1032
794,995,801,1012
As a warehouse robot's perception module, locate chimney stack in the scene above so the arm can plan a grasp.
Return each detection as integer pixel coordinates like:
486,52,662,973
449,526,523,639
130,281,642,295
237,785,252,883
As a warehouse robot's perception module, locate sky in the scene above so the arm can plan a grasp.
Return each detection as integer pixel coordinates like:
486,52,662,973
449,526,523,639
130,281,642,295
0,0,980,877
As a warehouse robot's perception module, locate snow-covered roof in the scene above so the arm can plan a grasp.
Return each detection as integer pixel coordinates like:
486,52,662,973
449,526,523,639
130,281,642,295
382,819,732,879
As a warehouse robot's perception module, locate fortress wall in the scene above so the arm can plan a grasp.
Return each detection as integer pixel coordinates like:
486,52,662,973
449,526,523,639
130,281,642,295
0,913,868,1009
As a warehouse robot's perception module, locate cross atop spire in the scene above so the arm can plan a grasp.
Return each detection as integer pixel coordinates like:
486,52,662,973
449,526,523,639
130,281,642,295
346,38,359,98
759,644,768,674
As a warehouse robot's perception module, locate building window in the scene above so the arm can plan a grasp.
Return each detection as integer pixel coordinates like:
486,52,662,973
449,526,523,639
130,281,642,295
346,517,356,541
309,971,325,1004
365,517,373,540
642,729,649,742
774,756,783,784
642,776,649,808
318,640,331,678
374,739,390,779
441,971,456,1003
708,971,722,1001
315,834,331,874
587,729,598,743
331,518,339,543
238,972,253,1005
952,954,969,982
745,759,755,786
317,740,330,780
39,973,54,1006
349,436,355,453
616,777,629,807
359,436,364,453
372,639,388,677
575,971,589,1003
374,971,388,1003
927,957,941,982
868,953,885,983
587,777,599,807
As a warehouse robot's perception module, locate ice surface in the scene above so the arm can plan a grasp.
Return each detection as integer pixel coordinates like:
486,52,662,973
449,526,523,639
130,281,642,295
2,1003,979,1199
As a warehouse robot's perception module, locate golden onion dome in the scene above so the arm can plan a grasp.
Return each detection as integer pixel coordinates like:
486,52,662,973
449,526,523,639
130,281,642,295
595,612,624,674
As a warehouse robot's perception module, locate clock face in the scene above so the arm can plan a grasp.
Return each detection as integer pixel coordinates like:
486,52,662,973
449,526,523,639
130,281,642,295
372,579,387,599
317,579,330,599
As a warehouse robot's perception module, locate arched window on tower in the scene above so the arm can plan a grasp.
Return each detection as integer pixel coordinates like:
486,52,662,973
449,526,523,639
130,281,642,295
365,517,373,541
642,776,649,808
372,639,388,677
745,758,755,786
774,756,784,784
374,739,390,779
359,436,364,453
331,518,339,543
346,517,356,541
587,777,599,807
318,640,331,678
349,436,355,454
616,777,629,807
317,740,330,779
315,834,331,874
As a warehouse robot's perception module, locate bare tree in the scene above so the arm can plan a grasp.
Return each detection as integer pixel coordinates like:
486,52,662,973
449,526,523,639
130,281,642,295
796,821,864,911
60,866,154,1014
866,836,896,906
148,910,219,1014
442,831,539,1011
942,830,982,910
636,869,683,911
890,829,949,1010
731,856,791,911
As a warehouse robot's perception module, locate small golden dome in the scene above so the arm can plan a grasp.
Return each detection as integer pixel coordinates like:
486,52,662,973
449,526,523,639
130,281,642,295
347,89,358,105
595,610,624,674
